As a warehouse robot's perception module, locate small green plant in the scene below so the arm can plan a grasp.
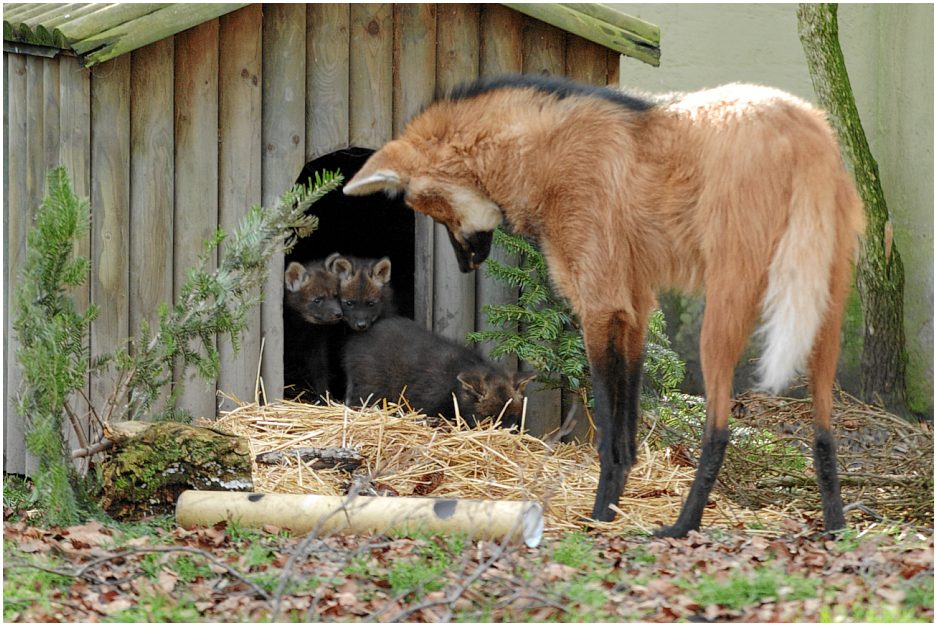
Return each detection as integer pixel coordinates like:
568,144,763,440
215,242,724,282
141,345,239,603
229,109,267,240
690,567,818,611
468,228,685,409
170,554,213,584
13,167,99,525
103,592,202,623
2,553,73,620
386,538,460,598
552,531,596,569
242,542,277,569
13,166,341,521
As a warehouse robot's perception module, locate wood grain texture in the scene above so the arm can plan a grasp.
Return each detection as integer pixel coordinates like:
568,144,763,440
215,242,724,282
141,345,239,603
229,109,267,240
90,55,131,422
129,39,174,418
218,5,262,409
306,3,349,160
173,20,220,420
5,53,29,473
58,55,94,462
349,3,392,149
260,3,306,402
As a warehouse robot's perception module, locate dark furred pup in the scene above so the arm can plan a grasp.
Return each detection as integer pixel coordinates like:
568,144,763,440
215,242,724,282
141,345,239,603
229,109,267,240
328,255,396,331
283,256,343,401
342,317,535,427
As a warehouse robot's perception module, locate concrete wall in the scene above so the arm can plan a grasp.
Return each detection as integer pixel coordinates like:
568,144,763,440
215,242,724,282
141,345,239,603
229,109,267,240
609,3,933,415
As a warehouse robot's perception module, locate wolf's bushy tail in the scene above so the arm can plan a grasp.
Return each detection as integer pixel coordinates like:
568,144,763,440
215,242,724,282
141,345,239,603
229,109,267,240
755,171,862,393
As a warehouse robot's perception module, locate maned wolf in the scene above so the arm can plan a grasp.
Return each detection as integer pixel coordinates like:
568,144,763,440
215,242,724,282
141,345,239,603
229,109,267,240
328,255,396,331
343,74,865,537
342,316,536,427
283,257,343,401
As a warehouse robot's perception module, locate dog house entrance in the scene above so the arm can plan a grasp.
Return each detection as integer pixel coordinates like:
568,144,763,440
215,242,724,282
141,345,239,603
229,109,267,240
287,147,415,319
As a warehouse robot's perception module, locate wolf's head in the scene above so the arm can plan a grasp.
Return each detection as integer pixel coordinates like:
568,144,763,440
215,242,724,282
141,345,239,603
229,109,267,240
343,125,501,273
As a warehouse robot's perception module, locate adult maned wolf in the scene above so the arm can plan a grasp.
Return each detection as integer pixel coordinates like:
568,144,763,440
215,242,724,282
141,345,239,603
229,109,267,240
343,74,865,537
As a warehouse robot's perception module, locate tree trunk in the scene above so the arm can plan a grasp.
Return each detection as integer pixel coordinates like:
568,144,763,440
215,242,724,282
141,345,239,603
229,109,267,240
796,4,907,412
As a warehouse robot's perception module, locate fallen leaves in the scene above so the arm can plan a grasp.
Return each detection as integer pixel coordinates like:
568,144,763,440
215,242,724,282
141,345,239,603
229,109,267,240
3,513,933,623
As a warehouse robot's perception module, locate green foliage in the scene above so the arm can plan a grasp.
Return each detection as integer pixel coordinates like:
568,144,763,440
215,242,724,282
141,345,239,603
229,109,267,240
12,167,341,522
468,228,685,408
689,567,818,611
13,167,98,525
552,532,596,569
2,551,74,621
118,170,343,422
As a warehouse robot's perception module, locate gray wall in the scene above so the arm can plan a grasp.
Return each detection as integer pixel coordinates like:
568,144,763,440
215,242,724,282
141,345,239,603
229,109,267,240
610,3,933,415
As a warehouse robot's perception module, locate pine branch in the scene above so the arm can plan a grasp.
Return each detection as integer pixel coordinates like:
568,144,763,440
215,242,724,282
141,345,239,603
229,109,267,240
470,228,686,407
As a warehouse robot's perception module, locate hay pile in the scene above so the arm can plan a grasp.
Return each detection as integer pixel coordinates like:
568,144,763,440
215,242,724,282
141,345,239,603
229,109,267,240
721,391,934,525
214,399,797,536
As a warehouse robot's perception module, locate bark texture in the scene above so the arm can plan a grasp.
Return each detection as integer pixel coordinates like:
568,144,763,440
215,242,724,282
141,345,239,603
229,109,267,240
797,3,907,412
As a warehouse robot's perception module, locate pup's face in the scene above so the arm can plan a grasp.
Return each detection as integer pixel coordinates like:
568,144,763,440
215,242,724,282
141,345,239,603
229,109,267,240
343,140,501,272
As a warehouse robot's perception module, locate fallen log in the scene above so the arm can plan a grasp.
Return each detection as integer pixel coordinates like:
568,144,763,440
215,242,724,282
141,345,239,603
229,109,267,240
255,446,362,471
175,490,544,547
100,422,253,519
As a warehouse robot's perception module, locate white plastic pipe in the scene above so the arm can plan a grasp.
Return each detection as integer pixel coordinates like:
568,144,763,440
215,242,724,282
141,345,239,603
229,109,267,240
176,490,544,548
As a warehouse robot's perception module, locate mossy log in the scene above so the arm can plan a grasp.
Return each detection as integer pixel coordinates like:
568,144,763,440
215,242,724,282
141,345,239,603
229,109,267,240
99,421,252,520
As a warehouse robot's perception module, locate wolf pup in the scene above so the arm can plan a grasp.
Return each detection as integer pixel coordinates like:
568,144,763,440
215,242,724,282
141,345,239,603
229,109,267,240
343,74,865,537
283,255,343,401
327,255,396,331
342,316,536,428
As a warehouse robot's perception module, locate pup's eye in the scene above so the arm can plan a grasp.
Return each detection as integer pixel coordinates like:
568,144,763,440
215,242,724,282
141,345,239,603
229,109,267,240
312,297,322,304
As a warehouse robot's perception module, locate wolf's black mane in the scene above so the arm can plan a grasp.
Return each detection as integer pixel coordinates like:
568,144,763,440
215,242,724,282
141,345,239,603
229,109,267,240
446,73,656,112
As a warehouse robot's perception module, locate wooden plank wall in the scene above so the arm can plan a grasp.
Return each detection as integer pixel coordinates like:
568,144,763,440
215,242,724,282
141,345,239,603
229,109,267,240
259,3,306,403
218,5,263,409
174,20,220,420
5,52,31,474
129,39,173,418
3,4,625,471
58,55,93,464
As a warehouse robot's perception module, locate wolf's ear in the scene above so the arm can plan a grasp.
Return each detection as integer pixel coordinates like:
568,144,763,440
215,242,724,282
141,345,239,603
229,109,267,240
371,257,392,285
328,255,354,279
343,170,405,197
284,262,308,292
344,140,417,197
513,372,537,395
457,371,487,399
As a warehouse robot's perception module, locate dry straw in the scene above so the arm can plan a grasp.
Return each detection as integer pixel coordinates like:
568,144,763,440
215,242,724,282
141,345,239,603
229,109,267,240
213,397,805,537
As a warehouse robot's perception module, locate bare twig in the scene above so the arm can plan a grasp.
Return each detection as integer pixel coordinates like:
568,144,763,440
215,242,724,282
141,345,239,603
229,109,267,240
71,438,114,459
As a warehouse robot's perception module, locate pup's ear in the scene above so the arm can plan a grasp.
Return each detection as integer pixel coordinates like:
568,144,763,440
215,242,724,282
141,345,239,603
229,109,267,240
328,255,354,279
513,372,537,394
284,262,308,292
343,140,417,197
370,258,392,285
457,371,487,399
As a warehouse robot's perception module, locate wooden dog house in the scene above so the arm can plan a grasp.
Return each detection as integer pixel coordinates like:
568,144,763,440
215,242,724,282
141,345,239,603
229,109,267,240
3,3,660,473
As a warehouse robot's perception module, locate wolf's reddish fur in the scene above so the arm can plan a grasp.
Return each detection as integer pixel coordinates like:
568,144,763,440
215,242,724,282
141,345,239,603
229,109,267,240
345,75,865,537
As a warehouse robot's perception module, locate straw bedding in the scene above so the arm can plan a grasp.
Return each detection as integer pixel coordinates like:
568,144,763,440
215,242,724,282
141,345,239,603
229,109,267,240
212,397,806,536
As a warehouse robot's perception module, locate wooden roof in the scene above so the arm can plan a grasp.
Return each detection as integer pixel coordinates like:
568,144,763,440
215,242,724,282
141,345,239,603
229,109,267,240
2,3,248,65
3,2,659,67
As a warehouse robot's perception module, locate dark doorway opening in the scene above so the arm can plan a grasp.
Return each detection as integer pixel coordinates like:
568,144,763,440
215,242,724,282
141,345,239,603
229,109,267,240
283,147,415,402
288,147,415,319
